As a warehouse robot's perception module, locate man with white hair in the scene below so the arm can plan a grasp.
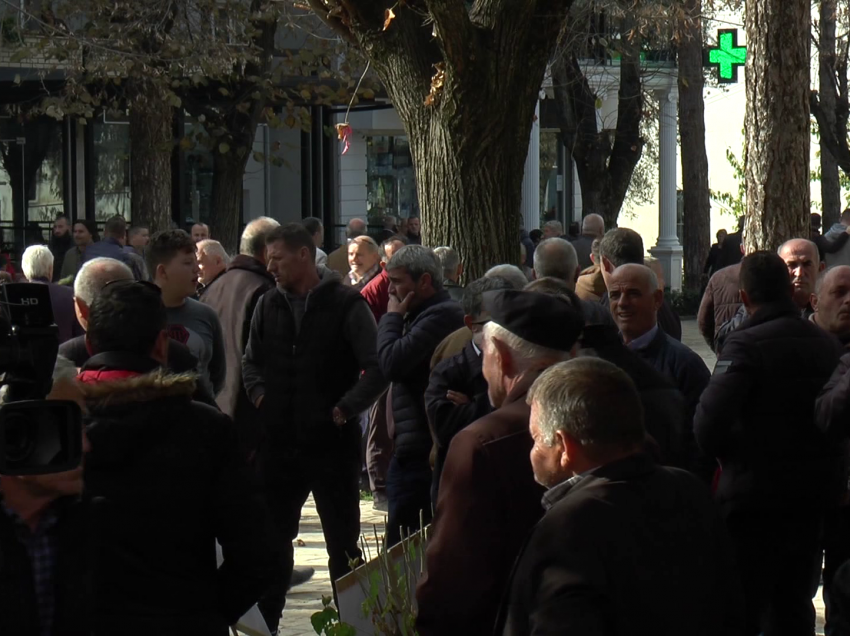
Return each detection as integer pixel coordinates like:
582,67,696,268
327,218,367,276
533,238,578,283
485,264,529,291
196,239,229,292
434,246,464,302
541,220,563,240
570,213,605,270
417,290,584,636
21,244,83,343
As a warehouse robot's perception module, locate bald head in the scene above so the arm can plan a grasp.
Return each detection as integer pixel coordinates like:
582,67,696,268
608,264,662,344
582,214,605,239
778,238,823,310
73,257,134,330
240,216,281,262
347,218,367,239
814,265,850,340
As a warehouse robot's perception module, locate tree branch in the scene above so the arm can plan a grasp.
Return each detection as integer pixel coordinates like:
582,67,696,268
811,90,850,174
304,0,358,46
423,0,473,73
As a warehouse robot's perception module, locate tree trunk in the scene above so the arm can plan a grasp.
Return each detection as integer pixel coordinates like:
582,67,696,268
820,0,842,229
552,26,644,230
744,0,811,251
129,83,173,234
209,151,247,253
678,0,711,292
309,1,574,280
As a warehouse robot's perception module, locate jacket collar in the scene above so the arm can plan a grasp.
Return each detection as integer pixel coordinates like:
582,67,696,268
542,452,656,509
408,289,452,321
502,368,544,407
742,296,801,330
227,254,274,283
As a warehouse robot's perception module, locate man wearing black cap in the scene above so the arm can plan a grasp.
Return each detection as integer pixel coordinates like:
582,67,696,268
416,290,584,636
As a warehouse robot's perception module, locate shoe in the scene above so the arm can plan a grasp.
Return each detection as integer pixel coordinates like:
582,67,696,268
288,565,315,590
373,492,388,512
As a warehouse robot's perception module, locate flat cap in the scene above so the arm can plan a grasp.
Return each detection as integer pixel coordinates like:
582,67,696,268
483,290,584,352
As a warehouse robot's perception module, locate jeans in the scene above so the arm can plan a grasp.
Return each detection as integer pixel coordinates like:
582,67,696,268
385,454,432,547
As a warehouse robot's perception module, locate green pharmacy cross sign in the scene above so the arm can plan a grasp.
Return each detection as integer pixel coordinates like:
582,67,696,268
705,29,747,84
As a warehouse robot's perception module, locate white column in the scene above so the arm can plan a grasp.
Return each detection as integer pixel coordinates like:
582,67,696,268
520,102,541,231
649,89,683,291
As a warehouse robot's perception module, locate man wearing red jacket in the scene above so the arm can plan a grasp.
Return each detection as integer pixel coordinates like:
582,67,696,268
361,234,408,322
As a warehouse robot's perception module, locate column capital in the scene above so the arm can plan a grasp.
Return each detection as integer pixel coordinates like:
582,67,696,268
655,87,679,104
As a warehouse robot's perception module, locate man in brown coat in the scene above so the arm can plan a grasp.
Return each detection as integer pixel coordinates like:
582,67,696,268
415,290,584,636
200,216,279,456
697,263,742,351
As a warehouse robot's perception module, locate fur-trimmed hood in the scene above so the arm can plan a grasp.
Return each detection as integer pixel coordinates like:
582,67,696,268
79,368,197,409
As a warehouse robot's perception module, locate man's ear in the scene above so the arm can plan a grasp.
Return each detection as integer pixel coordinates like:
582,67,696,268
419,272,433,291
653,288,664,311
556,431,574,470
155,263,167,283
602,256,614,274
151,330,169,366
820,261,827,273
74,298,89,331
492,338,513,376
811,292,820,313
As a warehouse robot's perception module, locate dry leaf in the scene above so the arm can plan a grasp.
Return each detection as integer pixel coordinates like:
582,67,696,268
296,538,306,547
382,8,396,31
424,63,446,108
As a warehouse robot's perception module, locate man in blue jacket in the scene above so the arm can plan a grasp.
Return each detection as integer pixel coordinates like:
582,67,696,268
378,245,464,546
81,216,145,281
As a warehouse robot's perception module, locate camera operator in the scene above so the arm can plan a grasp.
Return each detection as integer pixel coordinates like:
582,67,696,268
0,356,90,636
78,280,278,635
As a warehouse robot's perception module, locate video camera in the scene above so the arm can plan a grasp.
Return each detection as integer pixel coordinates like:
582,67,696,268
0,283,82,475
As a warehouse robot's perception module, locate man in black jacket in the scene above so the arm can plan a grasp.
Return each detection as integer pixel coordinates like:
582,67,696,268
378,245,464,546
201,216,278,455
424,276,514,501
242,223,386,629
696,251,843,636
597,228,682,340
79,279,279,636
497,357,742,636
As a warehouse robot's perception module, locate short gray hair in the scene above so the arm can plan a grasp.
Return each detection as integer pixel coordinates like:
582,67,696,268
240,216,280,257
434,246,460,279
543,220,564,235
74,257,133,305
22,245,54,281
533,238,578,282
485,265,528,290
528,358,645,456
482,321,571,373
386,245,443,291
197,239,230,265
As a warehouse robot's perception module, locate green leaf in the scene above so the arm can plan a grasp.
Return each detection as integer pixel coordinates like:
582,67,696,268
218,142,230,154
9,48,30,63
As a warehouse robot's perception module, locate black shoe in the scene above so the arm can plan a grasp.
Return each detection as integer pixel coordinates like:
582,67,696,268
288,565,315,590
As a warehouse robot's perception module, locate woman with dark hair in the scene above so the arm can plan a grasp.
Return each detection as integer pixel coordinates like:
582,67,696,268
60,219,99,279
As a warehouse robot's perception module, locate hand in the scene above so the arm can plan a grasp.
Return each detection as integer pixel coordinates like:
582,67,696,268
332,407,347,426
387,292,415,315
255,395,264,408
446,391,471,405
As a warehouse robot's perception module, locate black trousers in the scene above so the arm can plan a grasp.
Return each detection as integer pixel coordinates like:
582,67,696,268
385,454,432,547
824,505,850,635
724,508,824,636
257,429,363,631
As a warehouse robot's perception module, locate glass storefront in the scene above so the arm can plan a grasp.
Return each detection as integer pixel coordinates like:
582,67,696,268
180,120,215,227
366,135,418,224
93,115,131,221
540,130,561,227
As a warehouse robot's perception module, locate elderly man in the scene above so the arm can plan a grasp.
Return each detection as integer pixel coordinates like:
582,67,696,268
541,220,563,240
361,234,408,323
697,251,843,636
417,290,584,636
191,223,210,243
434,246,463,302
715,238,825,354
609,264,709,421
327,218,367,276
496,358,742,636
196,239,229,292
424,276,516,500
533,237,578,283
570,213,605,270
346,235,382,291
21,245,83,343
378,245,464,546
598,228,682,340
813,265,850,345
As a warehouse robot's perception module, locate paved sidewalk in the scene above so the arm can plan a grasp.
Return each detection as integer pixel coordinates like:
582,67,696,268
267,319,827,635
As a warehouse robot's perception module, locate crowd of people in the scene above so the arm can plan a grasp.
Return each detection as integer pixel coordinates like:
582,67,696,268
5,208,850,636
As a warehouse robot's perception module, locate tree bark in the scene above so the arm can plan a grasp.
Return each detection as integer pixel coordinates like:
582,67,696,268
129,83,173,234
678,0,711,292
209,150,248,252
552,25,644,229
744,0,811,251
307,0,574,280
820,0,842,229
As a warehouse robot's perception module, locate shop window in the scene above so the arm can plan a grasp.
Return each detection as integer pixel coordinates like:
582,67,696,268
366,135,418,223
93,114,131,221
